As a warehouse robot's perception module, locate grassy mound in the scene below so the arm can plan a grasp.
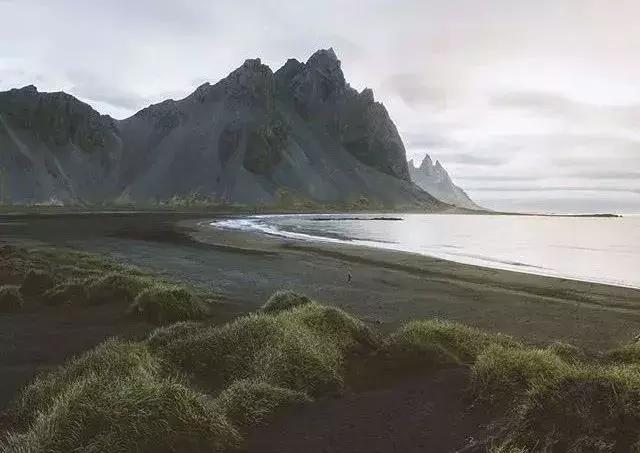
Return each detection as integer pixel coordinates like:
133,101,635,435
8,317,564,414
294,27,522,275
42,281,88,306
215,379,310,430
19,269,54,297
3,372,240,453
608,341,640,364
147,321,204,349
472,344,568,401
9,339,163,426
158,302,376,396
85,273,150,305
387,319,520,369
0,285,24,312
261,290,312,314
129,285,209,325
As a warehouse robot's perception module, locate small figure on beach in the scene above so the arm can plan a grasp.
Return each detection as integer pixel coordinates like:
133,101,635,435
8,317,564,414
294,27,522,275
347,270,352,284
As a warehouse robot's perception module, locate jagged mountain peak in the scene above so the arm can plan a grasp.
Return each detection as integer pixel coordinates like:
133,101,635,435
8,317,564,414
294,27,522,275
410,153,481,210
419,154,433,170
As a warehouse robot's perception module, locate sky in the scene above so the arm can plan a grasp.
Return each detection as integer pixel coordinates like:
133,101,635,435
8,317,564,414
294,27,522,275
1,0,639,213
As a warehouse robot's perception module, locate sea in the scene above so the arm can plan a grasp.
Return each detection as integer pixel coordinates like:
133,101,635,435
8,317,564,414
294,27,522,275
212,213,640,289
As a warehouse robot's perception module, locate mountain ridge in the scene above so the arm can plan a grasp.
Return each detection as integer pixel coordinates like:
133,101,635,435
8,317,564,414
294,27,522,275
0,49,448,210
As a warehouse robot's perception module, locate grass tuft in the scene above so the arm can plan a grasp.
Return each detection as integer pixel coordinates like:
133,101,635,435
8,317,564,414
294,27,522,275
262,290,312,314
387,319,520,369
471,344,569,402
147,321,205,350
20,269,54,297
498,365,640,452
0,285,24,312
216,379,310,430
42,281,88,306
608,341,640,365
129,285,209,325
85,273,150,305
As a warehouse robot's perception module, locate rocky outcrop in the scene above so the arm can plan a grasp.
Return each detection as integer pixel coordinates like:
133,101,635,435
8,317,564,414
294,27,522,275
0,50,445,210
409,155,482,210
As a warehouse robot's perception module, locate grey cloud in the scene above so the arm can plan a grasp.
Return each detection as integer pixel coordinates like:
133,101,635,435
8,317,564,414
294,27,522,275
491,91,577,113
492,90,640,128
567,170,640,180
469,186,640,193
405,132,460,150
382,73,447,109
439,153,505,166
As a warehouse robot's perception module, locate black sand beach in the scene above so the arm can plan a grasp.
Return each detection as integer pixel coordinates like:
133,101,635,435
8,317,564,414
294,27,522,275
2,212,640,450
2,212,640,352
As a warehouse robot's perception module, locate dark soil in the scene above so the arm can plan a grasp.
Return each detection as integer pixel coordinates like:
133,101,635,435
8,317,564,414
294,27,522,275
247,367,491,453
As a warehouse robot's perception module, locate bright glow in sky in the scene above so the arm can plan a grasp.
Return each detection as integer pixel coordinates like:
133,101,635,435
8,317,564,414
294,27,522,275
1,0,639,213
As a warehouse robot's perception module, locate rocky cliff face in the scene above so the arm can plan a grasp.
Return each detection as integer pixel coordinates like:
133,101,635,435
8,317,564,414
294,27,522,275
409,155,482,210
0,85,122,204
0,49,443,209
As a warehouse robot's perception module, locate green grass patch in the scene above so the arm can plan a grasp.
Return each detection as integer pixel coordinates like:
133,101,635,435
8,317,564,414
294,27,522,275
85,273,150,305
608,341,640,364
19,269,54,297
471,344,569,402
261,290,312,314
2,373,240,453
0,285,24,312
215,379,310,430
387,319,521,368
496,365,640,451
129,285,209,325
8,339,163,426
159,303,370,396
42,281,88,306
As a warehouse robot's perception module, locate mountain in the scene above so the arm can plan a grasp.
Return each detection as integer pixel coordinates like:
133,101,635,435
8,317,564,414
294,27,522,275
0,49,445,210
408,155,482,210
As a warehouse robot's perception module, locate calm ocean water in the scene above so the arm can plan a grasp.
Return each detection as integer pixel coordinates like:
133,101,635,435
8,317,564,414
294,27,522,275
212,213,640,289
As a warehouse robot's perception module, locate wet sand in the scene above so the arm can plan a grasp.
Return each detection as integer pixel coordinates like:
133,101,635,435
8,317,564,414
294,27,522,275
1,212,639,351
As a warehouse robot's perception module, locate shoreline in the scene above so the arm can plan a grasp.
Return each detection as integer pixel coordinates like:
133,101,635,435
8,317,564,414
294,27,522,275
2,212,640,350
184,218,640,350
208,216,640,291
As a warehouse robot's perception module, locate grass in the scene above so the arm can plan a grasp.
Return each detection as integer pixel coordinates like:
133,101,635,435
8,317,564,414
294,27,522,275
85,272,151,305
215,379,310,431
4,296,376,452
19,269,54,297
5,288,640,452
157,302,373,396
0,284,23,312
129,285,209,325
386,319,521,368
42,280,88,306
1,245,220,324
261,290,312,314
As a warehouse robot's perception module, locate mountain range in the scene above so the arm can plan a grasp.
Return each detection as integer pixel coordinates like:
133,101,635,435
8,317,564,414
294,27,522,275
0,48,478,211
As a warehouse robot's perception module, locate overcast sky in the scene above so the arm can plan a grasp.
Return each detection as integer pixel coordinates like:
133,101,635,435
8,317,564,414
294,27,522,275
1,0,639,213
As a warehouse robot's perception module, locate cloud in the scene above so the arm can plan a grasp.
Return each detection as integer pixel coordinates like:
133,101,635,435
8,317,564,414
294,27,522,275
382,73,448,109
